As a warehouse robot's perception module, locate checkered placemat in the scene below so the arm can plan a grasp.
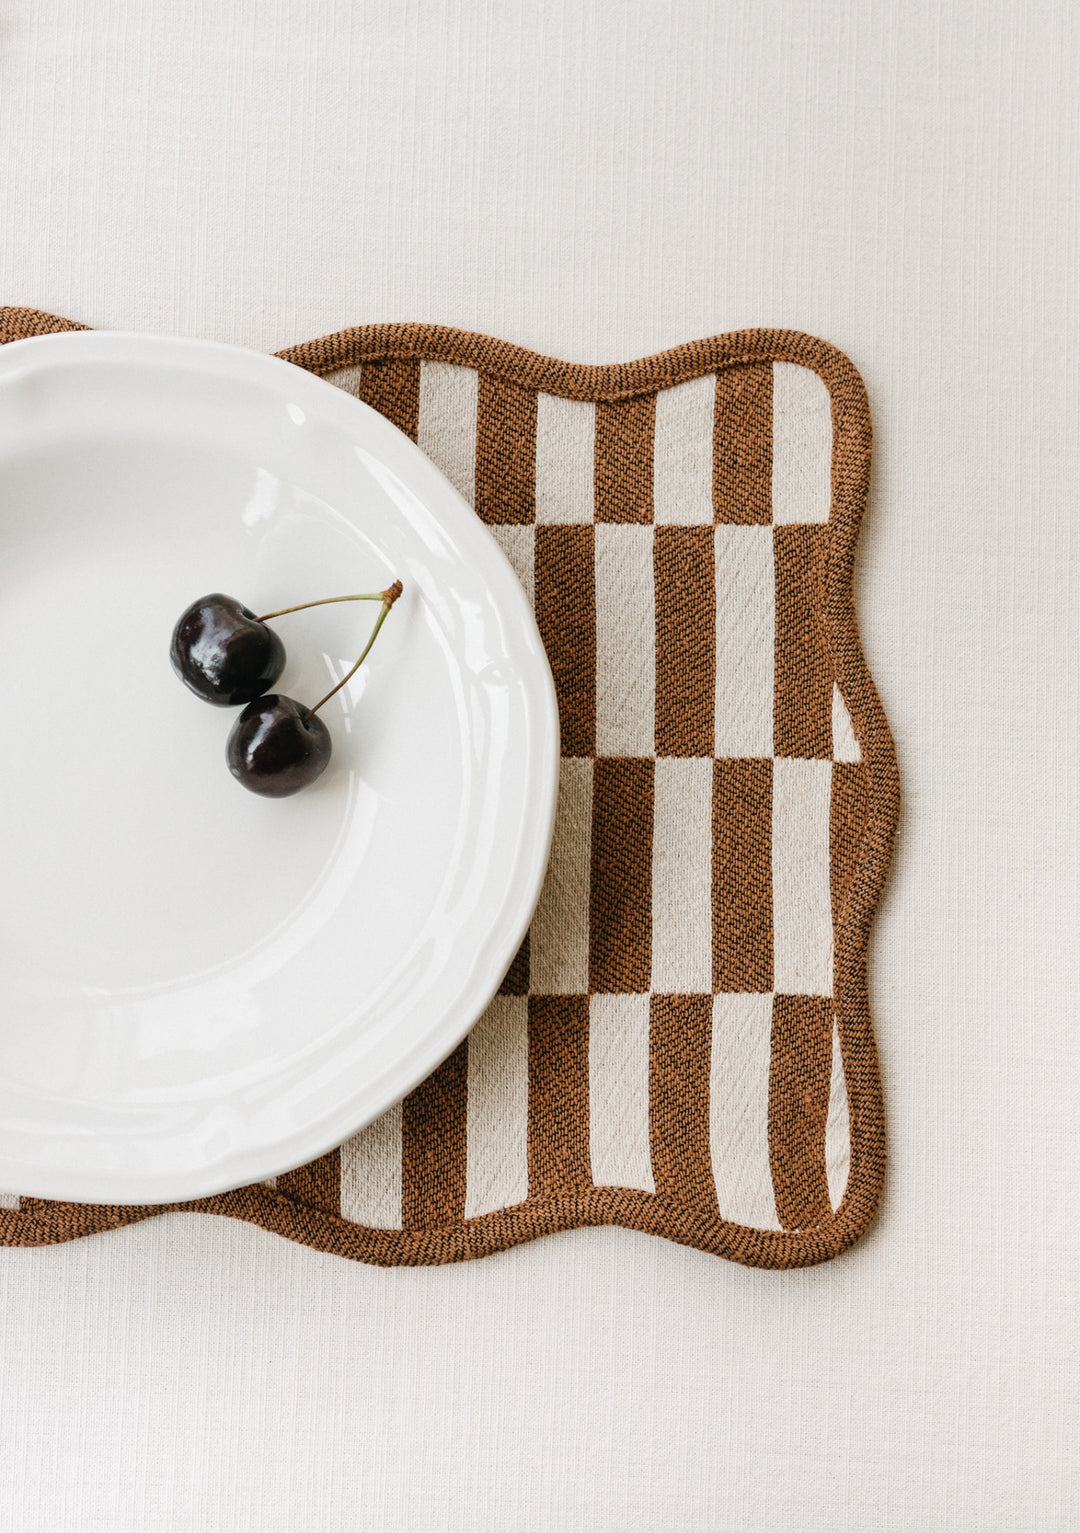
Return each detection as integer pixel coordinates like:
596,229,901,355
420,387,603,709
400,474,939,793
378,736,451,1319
0,308,898,1268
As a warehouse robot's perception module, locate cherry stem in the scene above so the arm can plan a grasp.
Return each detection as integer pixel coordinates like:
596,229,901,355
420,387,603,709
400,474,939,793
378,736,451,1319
303,581,403,720
255,591,388,622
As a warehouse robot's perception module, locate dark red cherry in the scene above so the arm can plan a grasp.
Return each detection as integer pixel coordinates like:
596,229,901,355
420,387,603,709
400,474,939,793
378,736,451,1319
170,593,286,706
226,695,332,797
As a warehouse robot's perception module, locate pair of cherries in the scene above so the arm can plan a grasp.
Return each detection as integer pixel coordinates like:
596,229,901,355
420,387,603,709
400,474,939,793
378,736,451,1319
170,582,403,796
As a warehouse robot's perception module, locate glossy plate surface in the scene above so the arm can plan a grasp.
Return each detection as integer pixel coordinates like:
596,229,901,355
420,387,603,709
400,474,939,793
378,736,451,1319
0,332,558,1203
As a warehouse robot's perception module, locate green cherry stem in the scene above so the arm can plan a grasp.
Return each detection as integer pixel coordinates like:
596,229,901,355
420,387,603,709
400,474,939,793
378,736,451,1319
254,591,388,622
303,580,403,720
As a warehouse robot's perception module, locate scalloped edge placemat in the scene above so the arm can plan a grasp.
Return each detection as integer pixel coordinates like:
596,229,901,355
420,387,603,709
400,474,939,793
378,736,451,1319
0,308,898,1269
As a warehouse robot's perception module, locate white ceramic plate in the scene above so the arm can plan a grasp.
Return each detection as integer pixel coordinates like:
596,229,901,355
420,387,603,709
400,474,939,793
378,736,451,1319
0,332,558,1204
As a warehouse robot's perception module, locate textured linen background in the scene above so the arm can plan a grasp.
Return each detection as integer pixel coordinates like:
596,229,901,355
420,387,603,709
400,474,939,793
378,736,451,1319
1,2,1077,1529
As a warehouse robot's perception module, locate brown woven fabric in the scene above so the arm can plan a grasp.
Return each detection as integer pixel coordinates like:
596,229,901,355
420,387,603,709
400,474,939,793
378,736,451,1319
0,308,898,1269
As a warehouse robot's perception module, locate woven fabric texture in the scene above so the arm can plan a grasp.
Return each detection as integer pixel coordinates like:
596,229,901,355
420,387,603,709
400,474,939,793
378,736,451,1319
0,308,898,1269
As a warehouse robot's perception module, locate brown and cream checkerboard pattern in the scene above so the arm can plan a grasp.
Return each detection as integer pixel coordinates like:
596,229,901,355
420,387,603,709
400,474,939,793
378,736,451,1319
0,309,898,1269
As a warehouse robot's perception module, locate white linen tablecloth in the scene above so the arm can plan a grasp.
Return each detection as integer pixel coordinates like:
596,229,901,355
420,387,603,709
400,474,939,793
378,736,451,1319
1,2,1077,1527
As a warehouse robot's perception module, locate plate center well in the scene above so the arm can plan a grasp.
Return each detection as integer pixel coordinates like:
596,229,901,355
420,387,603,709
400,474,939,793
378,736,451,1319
0,441,362,998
